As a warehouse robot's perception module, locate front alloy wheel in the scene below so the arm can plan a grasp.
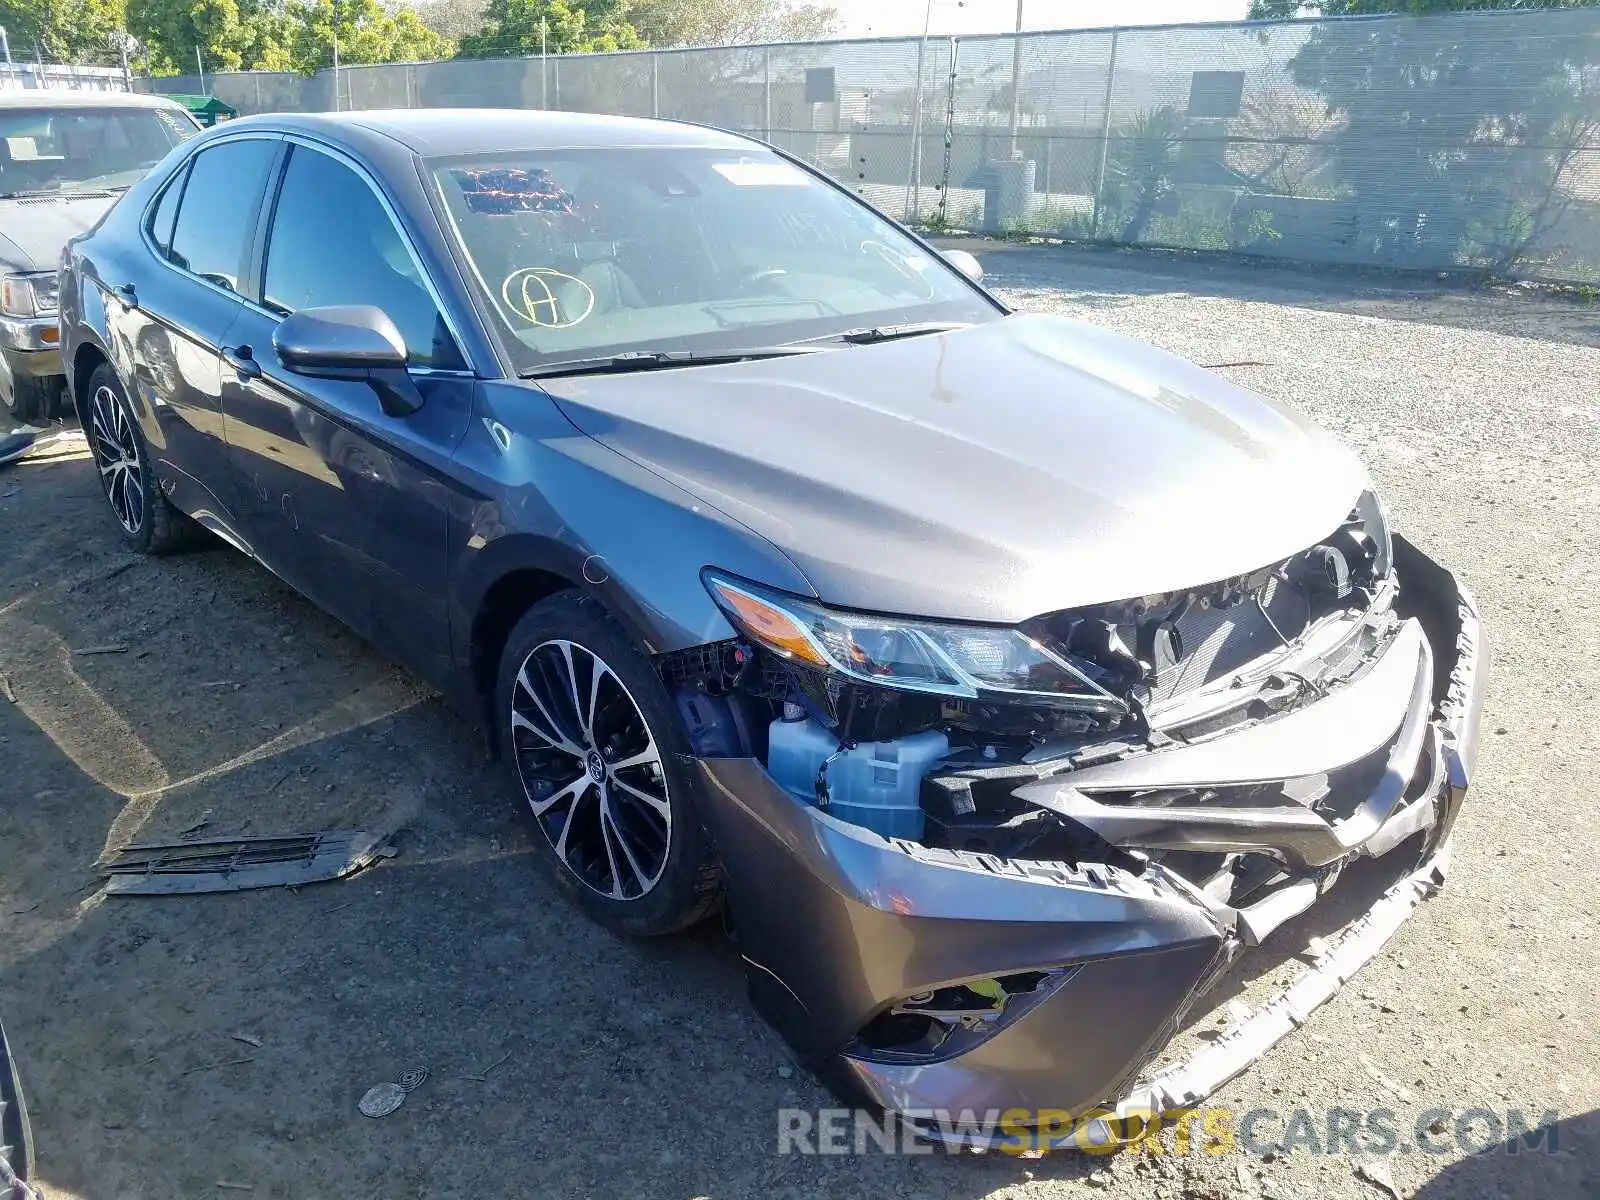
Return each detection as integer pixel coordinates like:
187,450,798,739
496,591,721,935
511,639,671,900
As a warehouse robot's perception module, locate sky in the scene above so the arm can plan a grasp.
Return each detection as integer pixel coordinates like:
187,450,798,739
834,0,1253,39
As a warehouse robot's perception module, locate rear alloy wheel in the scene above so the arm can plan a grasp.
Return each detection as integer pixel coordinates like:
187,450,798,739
84,363,198,554
497,592,720,935
88,379,144,538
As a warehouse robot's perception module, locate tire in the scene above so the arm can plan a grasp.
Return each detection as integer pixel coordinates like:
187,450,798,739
83,363,199,555
3,373,57,424
495,590,722,936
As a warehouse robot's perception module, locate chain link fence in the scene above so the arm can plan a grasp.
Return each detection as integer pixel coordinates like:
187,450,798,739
138,8,1600,282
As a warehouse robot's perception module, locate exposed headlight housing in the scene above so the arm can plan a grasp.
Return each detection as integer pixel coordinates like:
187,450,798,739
1354,487,1392,580
703,571,1128,717
0,271,59,319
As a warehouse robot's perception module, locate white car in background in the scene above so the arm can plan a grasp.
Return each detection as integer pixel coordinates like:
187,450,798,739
0,89,197,426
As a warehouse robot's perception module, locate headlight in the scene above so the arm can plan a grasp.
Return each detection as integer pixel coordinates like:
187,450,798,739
1354,487,1392,579
0,271,59,318
703,571,1128,715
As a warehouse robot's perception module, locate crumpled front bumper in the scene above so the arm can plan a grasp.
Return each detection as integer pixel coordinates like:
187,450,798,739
697,535,1485,1134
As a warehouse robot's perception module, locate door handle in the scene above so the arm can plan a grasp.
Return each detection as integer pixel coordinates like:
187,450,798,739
114,282,138,310
223,345,262,381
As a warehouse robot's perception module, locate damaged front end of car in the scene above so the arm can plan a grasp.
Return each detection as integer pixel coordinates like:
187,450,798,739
657,496,1485,1144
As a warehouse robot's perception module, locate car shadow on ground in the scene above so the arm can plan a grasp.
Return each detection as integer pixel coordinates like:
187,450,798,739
1413,1108,1598,1199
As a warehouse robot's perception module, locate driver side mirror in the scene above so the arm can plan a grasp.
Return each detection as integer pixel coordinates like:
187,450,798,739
943,249,984,284
273,304,423,417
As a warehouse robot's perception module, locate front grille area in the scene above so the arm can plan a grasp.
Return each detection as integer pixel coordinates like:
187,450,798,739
1029,504,1390,720
1131,575,1312,708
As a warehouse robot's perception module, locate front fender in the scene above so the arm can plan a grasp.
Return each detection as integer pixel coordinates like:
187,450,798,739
448,380,816,693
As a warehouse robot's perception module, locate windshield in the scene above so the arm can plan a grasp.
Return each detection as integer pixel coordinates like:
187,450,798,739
429,146,998,372
0,106,195,196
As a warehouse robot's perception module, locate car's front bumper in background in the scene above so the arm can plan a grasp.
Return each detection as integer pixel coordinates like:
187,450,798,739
0,316,60,358
0,317,63,406
697,534,1485,1140
0,315,61,366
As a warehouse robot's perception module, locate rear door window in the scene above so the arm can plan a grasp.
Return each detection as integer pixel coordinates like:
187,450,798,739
147,163,187,256
167,138,278,293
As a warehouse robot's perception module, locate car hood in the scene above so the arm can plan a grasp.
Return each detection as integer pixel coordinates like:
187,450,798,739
0,193,117,272
541,312,1370,623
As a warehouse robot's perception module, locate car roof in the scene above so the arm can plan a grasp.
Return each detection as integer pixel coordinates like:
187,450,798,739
0,88,186,111
223,108,756,158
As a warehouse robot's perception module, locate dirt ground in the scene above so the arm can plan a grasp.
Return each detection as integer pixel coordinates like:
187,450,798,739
2,245,1597,1200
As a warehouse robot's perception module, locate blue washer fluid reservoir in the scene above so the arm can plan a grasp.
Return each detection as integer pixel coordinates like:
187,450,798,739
767,717,946,841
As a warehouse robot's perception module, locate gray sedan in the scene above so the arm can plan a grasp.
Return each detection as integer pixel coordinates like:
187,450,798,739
58,109,1484,1147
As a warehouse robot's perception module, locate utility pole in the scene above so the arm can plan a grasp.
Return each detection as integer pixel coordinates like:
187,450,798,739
0,27,12,66
540,17,547,109
332,31,340,111
195,45,206,95
112,30,134,91
907,0,933,220
1008,0,1024,156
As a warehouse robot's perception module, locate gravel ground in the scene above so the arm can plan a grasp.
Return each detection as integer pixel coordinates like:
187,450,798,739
1,244,1596,1200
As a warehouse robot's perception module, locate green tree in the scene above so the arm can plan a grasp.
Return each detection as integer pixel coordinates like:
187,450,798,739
1242,0,1600,271
128,0,267,71
129,0,445,74
456,0,641,57
0,0,127,62
290,0,450,71
412,0,485,41
1101,106,1186,243
628,0,836,47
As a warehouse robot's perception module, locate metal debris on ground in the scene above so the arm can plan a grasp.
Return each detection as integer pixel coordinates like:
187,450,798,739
102,832,390,896
179,811,214,838
0,431,37,469
0,671,13,703
358,1082,407,1119
179,1057,254,1077
214,1182,253,1192
73,645,129,656
1355,1160,1404,1200
229,1033,263,1049
465,1050,512,1082
397,1067,428,1092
